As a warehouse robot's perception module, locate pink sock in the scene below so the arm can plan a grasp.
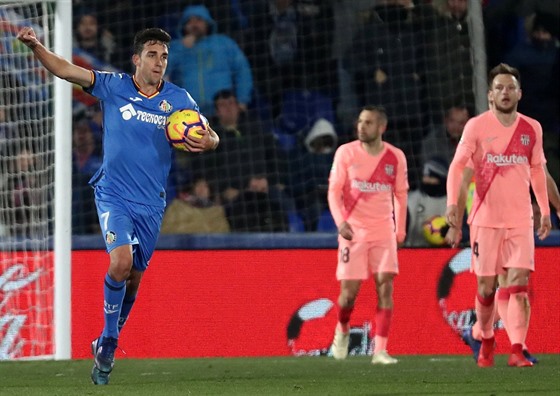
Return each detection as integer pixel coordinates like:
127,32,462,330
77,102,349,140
496,287,510,337
472,320,482,341
337,305,354,333
373,308,392,354
507,285,529,346
476,292,495,339
374,336,388,354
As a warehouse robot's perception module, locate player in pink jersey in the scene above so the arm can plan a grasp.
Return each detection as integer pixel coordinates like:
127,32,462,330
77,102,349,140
327,106,408,365
447,163,560,364
446,63,551,368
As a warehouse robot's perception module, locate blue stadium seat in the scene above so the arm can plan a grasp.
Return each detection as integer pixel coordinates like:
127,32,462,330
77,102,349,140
316,210,337,233
278,89,335,134
287,211,305,233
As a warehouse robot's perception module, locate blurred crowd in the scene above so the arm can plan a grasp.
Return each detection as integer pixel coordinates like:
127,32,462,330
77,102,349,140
1,0,558,239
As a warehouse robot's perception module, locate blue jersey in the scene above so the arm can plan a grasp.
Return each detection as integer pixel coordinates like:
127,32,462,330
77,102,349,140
86,71,198,206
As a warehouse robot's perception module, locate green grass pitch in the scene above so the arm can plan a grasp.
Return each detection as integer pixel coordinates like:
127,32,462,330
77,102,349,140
1,355,559,395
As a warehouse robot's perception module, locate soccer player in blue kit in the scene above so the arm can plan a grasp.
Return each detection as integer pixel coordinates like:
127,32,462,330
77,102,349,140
17,27,219,384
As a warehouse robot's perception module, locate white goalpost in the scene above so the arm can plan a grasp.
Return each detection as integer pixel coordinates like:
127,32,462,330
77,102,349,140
0,0,71,360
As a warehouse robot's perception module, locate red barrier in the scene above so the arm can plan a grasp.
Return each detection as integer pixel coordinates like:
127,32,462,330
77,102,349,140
71,248,560,359
0,251,54,359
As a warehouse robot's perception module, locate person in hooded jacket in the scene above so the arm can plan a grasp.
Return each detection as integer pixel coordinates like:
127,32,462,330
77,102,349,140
166,4,253,116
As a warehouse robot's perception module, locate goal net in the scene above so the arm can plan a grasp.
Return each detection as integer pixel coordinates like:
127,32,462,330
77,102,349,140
0,0,71,360
63,1,485,238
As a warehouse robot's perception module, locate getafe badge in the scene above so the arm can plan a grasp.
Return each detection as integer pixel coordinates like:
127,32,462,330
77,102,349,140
158,100,173,113
105,231,117,244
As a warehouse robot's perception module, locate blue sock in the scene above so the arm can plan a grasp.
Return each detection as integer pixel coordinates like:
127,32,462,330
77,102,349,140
102,273,126,340
117,294,137,333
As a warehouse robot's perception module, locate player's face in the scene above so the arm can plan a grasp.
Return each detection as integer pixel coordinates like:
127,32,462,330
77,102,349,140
488,74,521,114
133,41,168,85
356,110,386,143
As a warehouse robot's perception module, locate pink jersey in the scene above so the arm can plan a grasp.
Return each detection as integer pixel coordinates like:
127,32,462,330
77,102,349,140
449,110,547,227
328,141,408,242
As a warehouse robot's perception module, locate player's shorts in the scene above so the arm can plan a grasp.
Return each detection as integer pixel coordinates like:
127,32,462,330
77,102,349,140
95,187,164,271
336,237,399,281
469,225,535,276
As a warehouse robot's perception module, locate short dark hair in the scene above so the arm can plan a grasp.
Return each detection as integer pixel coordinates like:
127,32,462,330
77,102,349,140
488,63,521,89
361,105,388,124
133,28,171,55
213,89,237,105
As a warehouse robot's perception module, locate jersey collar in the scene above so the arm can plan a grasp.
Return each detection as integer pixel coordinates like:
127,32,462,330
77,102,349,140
132,75,165,99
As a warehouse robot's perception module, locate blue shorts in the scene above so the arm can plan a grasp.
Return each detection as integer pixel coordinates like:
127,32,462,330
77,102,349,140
95,187,164,271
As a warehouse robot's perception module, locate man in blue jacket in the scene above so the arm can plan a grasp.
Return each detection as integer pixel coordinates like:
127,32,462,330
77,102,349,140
167,4,253,116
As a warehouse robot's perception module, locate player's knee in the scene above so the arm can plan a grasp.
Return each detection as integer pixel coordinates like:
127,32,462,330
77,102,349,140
339,293,357,307
477,284,496,298
108,259,133,282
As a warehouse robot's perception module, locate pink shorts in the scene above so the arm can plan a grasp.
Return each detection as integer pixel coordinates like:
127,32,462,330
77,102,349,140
469,225,535,276
336,237,399,281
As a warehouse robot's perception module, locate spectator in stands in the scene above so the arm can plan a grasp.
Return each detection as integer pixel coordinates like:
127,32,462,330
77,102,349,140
421,0,476,125
242,0,338,118
343,0,428,190
227,174,289,232
73,9,116,64
161,178,230,234
405,157,450,247
482,0,559,69
421,104,471,166
289,118,338,231
190,89,287,206
167,4,253,116
72,118,102,234
505,13,560,184
2,143,38,238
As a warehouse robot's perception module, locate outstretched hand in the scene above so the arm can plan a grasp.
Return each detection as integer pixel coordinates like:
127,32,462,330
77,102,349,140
17,27,40,49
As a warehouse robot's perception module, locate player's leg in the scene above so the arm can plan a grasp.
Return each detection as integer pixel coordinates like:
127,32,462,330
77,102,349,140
113,201,163,336
371,272,398,365
370,239,398,365
505,269,533,367
118,268,144,333
498,271,538,363
331,279,361,359
331,238,368,360
496,274,510,336
470,225,502,367
503,226,534,367
91,243,132,385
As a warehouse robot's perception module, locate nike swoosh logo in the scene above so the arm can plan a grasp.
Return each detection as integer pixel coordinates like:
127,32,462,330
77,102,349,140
129,97,143,102
104,308,119,314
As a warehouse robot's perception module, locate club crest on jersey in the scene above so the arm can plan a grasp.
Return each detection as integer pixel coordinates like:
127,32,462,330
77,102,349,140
158,100,173,113
105,231,117,244
385,164,394,176
520,135,530,146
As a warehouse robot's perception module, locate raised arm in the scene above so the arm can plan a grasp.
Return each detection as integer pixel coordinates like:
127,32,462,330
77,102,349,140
17,27,92,88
